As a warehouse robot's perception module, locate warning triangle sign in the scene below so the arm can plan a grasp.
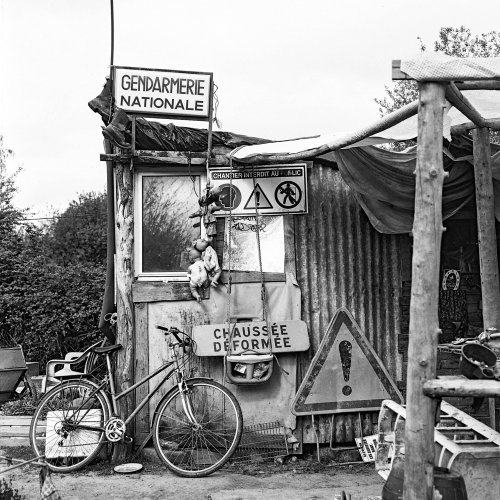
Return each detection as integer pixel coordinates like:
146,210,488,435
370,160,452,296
243,183,273,210
292,308,403,415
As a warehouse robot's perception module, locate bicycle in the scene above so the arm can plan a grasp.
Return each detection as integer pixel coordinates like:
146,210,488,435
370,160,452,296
29,326,243,477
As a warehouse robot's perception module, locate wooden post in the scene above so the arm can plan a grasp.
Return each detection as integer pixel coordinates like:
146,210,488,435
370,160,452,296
113,160,136,461
403,82,446,500
473,127,500,431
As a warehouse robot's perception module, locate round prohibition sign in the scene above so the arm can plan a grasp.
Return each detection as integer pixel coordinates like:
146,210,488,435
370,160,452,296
275,181,302,209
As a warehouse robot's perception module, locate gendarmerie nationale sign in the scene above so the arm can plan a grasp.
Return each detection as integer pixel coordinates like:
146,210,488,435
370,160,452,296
112,66,212,120
192,320,310,356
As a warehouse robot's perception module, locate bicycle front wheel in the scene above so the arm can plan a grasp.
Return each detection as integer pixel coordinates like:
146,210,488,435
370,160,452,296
152,378,243,477
30,380,110,472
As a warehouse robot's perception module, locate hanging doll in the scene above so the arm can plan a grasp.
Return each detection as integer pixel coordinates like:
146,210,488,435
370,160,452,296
189,185,224,241
187,239,222,302
194,238,221,287
187,248,208,303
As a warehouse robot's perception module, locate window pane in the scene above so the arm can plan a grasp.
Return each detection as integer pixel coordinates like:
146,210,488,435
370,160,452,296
142,176,200,273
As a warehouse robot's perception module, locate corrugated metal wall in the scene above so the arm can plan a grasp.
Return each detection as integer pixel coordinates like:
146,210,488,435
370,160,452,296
295,164,403,443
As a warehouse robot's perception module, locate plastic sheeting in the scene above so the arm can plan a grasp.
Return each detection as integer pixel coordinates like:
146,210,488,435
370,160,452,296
335,136,500,234
401,53,500,81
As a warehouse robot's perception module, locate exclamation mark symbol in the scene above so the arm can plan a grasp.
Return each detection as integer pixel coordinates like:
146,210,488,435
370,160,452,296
339,340,352,396
255,190,261,206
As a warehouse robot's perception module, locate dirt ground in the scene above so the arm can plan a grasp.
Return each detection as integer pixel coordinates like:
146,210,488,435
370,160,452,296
1,447,384,500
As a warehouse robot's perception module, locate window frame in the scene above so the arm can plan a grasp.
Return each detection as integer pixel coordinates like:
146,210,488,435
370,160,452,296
134,167,206,281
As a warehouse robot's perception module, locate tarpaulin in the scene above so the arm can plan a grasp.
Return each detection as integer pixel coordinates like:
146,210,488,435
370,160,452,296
334,136,500,234
401,53,500,81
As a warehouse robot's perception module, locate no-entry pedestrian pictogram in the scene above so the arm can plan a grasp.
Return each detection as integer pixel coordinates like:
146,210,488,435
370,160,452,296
275,181,302,209
209,164,308,216
291,308,403,415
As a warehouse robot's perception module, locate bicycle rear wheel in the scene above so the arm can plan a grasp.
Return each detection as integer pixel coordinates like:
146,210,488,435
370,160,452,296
30,380,110,472
152,378,243,477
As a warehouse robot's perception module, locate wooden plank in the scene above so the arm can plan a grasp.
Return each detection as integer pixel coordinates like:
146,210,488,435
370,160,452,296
392,59,412,80
132,281,199,303
100,150,229,166
456,81,500,90
445,83,487,128
473,127,500,431
423,377,500,398
220,271,286,283
404,82,446,500
134,302,149,440
132,272,285,303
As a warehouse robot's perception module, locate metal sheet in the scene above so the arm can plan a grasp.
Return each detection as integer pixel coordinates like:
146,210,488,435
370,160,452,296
295,165,402,443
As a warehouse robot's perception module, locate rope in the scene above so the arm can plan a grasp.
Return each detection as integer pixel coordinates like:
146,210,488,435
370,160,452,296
250,165,272,358
222,157,235,385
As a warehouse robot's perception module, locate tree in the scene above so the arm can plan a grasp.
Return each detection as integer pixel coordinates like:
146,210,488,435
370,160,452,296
375,27,500,116
0,136,22,235
0,143,106,364
45,192,107,266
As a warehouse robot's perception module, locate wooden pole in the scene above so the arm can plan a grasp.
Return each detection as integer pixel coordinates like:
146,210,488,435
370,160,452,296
473,127,500,431
112,160,136,461
403,82,446,500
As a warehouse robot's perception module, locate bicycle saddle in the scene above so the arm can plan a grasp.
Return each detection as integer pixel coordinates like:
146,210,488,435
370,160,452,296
93,344,123,355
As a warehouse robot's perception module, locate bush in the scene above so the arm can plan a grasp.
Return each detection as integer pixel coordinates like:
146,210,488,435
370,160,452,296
0,226,105,367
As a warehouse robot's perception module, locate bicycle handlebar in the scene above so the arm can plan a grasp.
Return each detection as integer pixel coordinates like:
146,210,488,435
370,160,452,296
156,325,190,347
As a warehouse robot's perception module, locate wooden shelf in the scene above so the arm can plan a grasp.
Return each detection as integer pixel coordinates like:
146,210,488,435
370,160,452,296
423,375,500,398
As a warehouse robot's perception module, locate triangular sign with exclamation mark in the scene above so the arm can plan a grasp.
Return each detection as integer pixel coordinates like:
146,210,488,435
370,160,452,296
243,183,273,210
292,308,403,415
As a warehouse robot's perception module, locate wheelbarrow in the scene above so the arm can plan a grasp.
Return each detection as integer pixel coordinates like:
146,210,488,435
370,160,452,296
0,346,36,402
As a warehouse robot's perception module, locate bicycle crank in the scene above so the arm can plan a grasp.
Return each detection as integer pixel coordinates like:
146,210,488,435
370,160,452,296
105,417,126,442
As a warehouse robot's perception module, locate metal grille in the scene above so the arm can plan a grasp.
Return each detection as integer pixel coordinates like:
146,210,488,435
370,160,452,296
231,421,289,464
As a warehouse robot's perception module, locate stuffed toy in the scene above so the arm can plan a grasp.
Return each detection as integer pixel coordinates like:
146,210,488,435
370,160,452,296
187,248,208,302
194,238,221,287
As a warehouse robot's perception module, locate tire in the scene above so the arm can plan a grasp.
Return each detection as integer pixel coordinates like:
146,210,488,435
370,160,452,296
30,379,110,472
152,378,243,477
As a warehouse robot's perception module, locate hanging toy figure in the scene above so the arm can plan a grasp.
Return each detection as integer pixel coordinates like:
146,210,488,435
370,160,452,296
187,248,208,302
194,238,221,287
187,239,222,302
189,184,223,241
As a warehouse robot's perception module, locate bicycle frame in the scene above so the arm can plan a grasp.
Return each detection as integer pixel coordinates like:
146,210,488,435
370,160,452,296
70,339,203,436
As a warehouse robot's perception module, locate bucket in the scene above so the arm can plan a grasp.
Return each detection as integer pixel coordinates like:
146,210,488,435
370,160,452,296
382,464,468,500
459,343,497,379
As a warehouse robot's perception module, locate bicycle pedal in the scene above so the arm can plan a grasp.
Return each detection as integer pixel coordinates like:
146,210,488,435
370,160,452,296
124,435,134,444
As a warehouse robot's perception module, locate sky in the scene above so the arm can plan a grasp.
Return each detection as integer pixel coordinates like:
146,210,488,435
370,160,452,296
1,0,500,217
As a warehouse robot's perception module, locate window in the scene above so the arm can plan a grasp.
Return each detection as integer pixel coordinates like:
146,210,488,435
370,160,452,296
135,170,204,280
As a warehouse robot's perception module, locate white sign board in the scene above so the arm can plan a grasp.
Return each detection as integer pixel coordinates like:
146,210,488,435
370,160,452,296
192,320,310,356
209,164,308,216
113,66,212,119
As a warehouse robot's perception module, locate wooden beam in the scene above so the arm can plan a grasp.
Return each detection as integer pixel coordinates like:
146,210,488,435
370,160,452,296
113,160,136,462
233,99,419,164
451,118,500,135
473,127,500,330
100,150,230,166
456,81,500,91
423,377,500,398
445,83,487,128
404,82,446,500
473,127,500,431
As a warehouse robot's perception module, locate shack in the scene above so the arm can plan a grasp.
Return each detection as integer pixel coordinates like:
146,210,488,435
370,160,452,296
94,58,500,463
